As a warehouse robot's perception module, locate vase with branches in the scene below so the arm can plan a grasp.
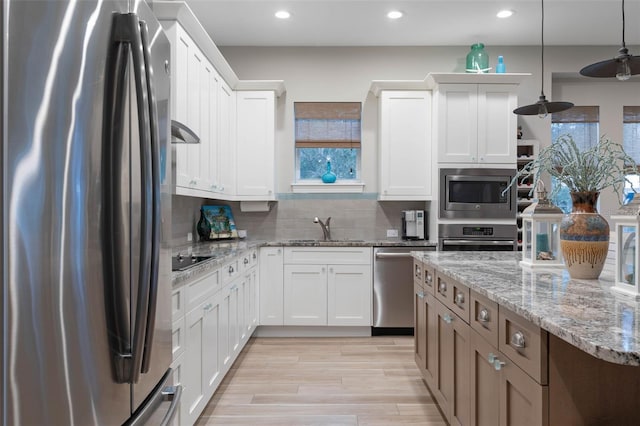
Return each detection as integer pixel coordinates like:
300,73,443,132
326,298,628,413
510,135,638,279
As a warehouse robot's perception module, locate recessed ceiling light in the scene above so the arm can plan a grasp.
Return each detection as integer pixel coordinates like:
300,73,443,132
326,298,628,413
496,9,514,18
275,10,291,19
387,10,403,20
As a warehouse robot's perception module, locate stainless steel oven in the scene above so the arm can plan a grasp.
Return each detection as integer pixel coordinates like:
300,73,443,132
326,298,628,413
439,168,517,219
438,224,517,251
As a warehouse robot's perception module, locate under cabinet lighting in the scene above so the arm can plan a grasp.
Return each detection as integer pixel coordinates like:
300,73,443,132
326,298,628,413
275,10,291,19
497,9,514,18
387,10,403,19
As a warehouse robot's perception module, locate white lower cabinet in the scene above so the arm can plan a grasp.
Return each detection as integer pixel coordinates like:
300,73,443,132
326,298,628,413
282,247,372,326
172,249,259,426
259,247,284,325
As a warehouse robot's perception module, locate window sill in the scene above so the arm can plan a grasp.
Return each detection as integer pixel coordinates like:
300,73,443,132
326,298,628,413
290,181,365,193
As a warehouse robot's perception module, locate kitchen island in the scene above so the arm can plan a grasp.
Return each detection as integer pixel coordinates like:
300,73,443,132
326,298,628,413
412,251,640,425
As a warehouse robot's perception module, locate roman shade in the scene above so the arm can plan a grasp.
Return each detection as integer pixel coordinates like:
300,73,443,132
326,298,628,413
294,102,361,148
551,105,599,123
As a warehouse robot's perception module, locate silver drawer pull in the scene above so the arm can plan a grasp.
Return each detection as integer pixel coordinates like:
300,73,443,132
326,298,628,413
415,265,422,278
493,359,506,371
455,292,465,306
244,258,249,265
511,331,526,348
438,281,447,294
425,272,433,285
478,308,490,323
228,265,235,274
417,291,425,299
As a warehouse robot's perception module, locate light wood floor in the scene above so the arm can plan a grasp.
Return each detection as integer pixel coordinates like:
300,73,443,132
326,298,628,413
195,336,446,425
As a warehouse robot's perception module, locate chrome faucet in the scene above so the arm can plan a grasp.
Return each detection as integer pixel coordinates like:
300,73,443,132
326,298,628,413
313,217,331,241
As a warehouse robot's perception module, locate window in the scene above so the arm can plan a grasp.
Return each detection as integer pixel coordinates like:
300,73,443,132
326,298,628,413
623,106,640,198
550,106,600,212
294,102,361,181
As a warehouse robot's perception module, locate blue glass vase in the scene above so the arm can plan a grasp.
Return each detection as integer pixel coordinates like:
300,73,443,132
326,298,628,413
466,43,489,73
322,160,336,183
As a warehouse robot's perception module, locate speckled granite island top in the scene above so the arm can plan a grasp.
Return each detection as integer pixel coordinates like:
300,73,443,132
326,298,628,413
412,251,640,366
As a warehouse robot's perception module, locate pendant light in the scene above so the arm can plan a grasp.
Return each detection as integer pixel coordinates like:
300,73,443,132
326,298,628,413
580,0,640,80
513,0,573,117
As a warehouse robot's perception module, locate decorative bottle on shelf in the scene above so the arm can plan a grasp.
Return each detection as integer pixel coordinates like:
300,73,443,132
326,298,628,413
196,207,211,241
466,43,489,73
321,159,337,183
496,55,506,73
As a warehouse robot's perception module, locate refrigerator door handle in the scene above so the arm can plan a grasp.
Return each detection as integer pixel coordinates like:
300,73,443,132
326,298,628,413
124,369,182,426
113,12,153,385
139,17,161,375
102,15,134,384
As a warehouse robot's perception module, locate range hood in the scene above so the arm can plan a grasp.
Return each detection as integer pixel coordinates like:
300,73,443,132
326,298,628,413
171,120,200,144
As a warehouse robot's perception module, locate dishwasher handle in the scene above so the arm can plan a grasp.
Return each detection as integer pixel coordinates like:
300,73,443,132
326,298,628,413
375,252,415,259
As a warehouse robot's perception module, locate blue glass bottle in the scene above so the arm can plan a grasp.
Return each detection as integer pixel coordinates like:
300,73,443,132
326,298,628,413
496,55,506,73
322,160,336,183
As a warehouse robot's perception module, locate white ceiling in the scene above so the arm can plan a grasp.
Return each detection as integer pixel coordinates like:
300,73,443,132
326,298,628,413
183,0,640,47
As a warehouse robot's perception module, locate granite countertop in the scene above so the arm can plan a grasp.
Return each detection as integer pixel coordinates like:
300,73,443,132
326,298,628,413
412,251,640,366
172,238,437,287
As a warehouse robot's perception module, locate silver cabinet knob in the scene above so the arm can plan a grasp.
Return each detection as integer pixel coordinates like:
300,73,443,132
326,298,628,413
487,352,497,363
443,313,453,324
417,291,425,299
493,359,506,371
438,281,447,294
478,308,490,323
511,331,526,348
228,265,234,274
455,291,465,306
244,258,249,265
415,265,422,278
425,272,433,285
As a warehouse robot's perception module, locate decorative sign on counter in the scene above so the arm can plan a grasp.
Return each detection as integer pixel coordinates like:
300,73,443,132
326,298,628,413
202,205,238,240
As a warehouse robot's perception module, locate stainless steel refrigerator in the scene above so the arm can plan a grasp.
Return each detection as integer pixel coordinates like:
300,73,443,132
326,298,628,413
1,0,180,424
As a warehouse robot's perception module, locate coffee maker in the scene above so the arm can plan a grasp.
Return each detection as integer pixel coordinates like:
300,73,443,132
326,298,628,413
402,210,427,240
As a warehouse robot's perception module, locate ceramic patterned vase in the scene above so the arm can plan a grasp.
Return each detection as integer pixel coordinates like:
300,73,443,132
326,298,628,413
559,191,610,279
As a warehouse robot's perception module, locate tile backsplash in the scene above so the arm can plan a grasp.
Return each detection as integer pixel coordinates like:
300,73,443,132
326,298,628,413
171,195,429,247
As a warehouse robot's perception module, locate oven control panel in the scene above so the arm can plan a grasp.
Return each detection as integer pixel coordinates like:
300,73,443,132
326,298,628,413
462,226,495,236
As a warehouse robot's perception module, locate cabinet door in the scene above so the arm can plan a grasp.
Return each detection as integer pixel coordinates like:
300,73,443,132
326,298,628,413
170,353,185,426
283,264,327,325
435,299,470,425
414,282,427,373
477,84,517,164
259,247,284,325
244,267,258,336
379,91,432,200
183,303,207,426
327,264,371,326
423,292,439,389
172,25,194,188
437,84,478,163
202,294,222,394
236,91,276,199
470,329,500,426
197,58,214,191
499,356,548,426
217,79,236,197
227,281,241,357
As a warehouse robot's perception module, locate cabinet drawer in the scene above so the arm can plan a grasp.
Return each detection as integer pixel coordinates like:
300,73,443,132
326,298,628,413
423,263,436,295
471,290,498,348
499,307,548,385
185,269,220,312
171,287,185,321
435,272,470,324
222,258,240,284
284,247,371,265
240,249,258,272
172,316,186,360
414,259,424,287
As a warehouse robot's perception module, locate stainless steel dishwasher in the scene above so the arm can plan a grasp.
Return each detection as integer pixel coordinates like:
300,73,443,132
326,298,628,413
372,246,435,335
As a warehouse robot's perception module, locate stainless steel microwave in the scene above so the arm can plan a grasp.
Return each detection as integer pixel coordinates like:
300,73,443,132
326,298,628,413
439,168,517,219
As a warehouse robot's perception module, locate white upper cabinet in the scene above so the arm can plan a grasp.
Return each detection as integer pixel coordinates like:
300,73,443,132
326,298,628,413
378,90,433,200
236,91,276,200
217,79,236,198
435,83,517,165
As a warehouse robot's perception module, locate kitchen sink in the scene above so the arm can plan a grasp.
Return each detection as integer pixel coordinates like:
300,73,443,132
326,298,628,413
172,253,216,271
